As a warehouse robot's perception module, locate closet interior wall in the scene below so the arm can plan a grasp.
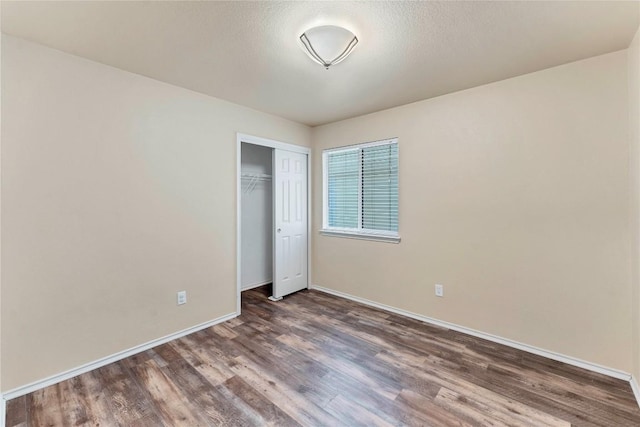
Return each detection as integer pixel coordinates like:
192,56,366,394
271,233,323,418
241,143,273,290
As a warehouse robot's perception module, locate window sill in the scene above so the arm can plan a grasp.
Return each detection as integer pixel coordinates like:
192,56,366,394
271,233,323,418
319,229,401,244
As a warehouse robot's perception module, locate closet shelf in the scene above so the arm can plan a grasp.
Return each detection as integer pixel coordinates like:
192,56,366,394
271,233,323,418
241,173,272,193
241,173,272,179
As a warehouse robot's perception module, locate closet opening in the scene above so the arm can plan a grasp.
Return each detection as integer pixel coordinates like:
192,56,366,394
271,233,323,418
236,134,310,314
240,143,274,295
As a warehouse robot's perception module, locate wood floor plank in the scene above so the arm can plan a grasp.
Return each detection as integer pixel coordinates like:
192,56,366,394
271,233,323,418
6,286,640,426
230,332,339,410
5,395,27,427
396,388,476,427
276,333,402,401
169,336,236,387
433,386,514,427
324,394,395,427
320,369,443,427
479,364,639,427
92,361,158,426
26,385,67,427
59,376,115,426
73,370,123,426
211,323,240,340
229,354,345,427
127,358,211,426
436,384,571,427
223,375,302,427
160,357,260,426
488,360,639,418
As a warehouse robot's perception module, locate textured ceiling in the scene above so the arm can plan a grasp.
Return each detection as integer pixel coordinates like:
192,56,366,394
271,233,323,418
2,1,639,126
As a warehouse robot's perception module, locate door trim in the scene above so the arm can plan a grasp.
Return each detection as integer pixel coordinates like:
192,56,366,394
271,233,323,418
236,133,311,315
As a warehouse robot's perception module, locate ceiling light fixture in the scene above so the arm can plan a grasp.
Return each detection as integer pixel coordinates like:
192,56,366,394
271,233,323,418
299,25,358,70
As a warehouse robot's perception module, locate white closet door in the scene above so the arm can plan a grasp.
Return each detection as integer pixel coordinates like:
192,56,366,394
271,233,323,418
272,149,308,299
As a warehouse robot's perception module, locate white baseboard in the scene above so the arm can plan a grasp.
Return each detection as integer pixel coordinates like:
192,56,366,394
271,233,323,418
241,280,271,291
631,375,640,409
1,396,5,427
1,311,238,401
310,285,632,382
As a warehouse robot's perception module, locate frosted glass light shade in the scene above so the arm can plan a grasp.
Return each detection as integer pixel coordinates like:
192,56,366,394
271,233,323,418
299,25,358,69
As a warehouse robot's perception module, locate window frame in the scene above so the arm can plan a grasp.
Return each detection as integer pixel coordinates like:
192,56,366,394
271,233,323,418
321,138,400,243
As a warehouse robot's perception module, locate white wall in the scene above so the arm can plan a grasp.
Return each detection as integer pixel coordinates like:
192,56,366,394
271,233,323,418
0,35,311,391
312,50,632,372
241,143,273,289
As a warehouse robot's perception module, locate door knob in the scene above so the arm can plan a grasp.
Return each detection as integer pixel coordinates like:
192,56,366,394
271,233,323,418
277,228,281,233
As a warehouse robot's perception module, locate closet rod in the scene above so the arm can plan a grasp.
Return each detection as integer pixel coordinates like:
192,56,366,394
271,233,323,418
241,173,272,193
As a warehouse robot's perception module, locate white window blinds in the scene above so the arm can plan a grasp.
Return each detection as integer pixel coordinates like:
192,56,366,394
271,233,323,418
361,143,398,232
327,149,359,228
323,138,399,240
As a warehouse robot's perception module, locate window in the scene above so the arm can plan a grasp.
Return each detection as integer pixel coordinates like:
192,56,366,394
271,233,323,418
322,138,399,243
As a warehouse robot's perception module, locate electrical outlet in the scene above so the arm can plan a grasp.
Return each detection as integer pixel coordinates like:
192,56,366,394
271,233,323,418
435,284,444,297
177,291,187,305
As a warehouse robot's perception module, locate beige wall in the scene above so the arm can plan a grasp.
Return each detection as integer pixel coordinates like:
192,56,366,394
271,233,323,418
312,51,632,372
1,35,310,391
1,29,637,392
0,25,3,395
630,26,640,381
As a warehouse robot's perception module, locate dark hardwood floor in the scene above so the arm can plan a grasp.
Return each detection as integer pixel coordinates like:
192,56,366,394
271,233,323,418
6,286,640,426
